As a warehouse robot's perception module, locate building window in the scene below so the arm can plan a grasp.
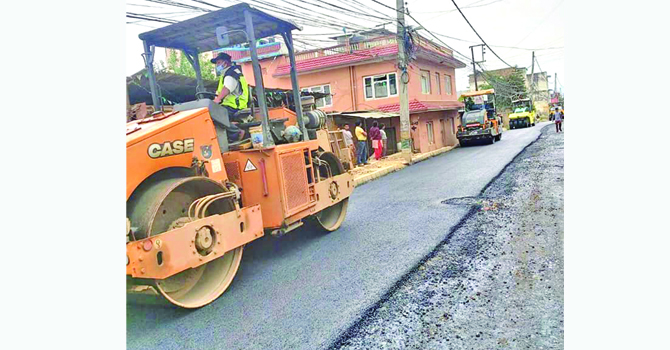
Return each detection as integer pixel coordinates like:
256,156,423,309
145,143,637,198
436,73,441,95
301,84,332,108
445,75,452,95
421,70,431,94
427,121,435,144
364,73,397,99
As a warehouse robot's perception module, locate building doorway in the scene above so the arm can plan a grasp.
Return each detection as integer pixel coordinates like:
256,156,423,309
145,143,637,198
440,118,448,146
385,126,398,154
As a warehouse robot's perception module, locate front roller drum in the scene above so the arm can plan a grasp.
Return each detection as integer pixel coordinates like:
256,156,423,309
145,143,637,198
127,176,247,308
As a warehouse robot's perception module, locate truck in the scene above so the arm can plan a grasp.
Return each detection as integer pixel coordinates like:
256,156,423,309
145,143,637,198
126,3,354,308
457,89,503,146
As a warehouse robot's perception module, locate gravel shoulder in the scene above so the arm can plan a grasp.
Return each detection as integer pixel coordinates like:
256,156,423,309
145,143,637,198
332,125,564,350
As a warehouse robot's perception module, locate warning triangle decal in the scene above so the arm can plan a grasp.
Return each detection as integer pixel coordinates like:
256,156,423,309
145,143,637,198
244,159,257,172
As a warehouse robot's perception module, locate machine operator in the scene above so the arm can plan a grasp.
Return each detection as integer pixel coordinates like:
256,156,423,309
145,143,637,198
211,52,249,142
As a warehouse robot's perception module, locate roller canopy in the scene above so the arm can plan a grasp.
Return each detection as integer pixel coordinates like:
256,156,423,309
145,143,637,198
460,89,495,98
138,3,301,53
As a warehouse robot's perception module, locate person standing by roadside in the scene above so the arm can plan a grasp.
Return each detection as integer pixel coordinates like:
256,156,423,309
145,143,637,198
342,124,356,166
355,121,368,166
379,123,388,158
554,108,563,133
368,121,383,161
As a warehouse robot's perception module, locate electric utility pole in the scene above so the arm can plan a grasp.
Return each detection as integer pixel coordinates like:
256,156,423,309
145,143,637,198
554,73,557,95
469,44,485,91
397,0,411,164
529,51,535,105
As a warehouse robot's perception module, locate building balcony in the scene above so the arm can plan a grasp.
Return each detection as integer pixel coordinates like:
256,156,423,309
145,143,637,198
216,41,286,63
274,35,465,77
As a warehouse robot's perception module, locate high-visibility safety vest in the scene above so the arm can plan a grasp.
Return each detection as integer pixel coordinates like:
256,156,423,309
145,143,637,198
217,65,249,110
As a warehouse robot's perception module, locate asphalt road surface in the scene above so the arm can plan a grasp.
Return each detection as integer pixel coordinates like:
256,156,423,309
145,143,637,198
334,124,564,349
127,122,549,350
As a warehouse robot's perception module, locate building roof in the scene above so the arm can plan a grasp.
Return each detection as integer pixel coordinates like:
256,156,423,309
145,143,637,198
273,44,397,76
376,99,464,113
337,111,399,119
273,35,466,77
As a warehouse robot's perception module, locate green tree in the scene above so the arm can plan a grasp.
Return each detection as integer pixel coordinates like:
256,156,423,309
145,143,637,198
478,68,528,112
163,50,217,81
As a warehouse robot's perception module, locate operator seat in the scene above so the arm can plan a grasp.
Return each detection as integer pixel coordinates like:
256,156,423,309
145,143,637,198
174,99,235,152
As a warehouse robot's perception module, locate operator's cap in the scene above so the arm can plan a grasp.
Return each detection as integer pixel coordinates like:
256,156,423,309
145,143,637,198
210,52,232,64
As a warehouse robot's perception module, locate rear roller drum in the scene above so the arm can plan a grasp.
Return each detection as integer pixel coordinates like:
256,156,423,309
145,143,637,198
127,175,243,308
314,152,349,232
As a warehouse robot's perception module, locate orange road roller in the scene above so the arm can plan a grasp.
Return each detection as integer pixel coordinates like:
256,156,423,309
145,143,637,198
126,4,354,308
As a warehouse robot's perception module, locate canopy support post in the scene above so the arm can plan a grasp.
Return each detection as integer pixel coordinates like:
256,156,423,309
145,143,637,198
142,40,161,110
244,9,274,147
281,30,308,140
183,50,205,94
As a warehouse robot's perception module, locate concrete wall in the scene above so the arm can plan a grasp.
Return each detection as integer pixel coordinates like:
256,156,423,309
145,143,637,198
407,59,458,102
239,57,460,113
408,110,460,154
237,56,292,90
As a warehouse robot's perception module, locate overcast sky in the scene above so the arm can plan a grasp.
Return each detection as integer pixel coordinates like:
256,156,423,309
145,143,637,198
126,0,564,94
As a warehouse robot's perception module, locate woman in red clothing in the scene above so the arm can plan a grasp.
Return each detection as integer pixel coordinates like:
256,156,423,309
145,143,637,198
368,121,383,161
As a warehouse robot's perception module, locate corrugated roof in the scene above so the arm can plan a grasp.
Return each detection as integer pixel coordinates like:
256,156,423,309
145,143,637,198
138,3,300,53
337,111,399,119
376,99,464,113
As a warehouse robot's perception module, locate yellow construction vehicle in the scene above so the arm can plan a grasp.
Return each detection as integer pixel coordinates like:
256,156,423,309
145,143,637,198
508,98,536,129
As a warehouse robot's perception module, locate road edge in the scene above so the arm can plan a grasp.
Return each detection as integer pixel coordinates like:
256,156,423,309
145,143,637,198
353,145,458,187
326,125,549,349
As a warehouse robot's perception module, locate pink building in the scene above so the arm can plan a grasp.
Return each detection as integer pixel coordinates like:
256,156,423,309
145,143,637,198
218,32,466,154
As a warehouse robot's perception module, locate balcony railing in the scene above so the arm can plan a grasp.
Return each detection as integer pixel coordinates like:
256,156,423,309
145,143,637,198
294,36,398,61
415,36,453,57
217,41,285,62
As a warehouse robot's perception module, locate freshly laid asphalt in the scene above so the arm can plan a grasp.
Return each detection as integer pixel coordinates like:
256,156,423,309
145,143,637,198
127,122,548,350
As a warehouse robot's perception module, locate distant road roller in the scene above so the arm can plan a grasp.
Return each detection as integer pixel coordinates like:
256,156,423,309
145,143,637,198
126,3,354,308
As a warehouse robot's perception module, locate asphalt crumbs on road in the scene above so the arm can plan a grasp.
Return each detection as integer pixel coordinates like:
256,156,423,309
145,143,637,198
331,124,564,350
127,123,549,350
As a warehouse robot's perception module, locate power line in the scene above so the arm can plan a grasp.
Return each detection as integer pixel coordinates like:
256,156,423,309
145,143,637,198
504,0,565,54
534,56,544,75
449,0,513,68
369,0,401,13
129,0,388,44
345,0,396,20
127,13,178,23
430,31,563,51
145,0,211,12
289,0,393,22
411,0,501,14
403,12,472,63
188,0,224,9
